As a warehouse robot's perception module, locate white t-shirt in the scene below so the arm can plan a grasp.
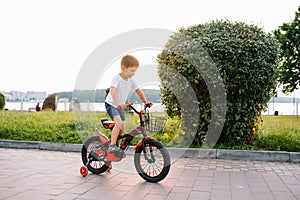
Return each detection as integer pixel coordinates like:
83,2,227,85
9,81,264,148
105,74,139,108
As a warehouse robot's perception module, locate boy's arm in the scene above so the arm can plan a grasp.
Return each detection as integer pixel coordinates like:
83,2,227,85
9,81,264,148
135,88,147,104
110,87,121,107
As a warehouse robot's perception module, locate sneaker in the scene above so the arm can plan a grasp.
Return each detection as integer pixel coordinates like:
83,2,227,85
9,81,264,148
108,144,120,152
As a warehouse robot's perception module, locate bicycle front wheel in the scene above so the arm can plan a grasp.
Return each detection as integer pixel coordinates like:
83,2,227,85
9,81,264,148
134,140,170,182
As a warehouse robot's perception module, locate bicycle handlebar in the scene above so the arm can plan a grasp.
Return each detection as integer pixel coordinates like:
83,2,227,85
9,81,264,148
128,103,153,115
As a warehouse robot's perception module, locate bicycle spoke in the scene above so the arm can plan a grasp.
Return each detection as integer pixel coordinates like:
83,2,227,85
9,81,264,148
87,142,106,169
139,146,165,177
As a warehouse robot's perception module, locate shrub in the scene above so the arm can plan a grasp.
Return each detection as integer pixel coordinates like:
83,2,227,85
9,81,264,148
157,20,280,148
0,93,5,110
255,128,300,152
153,116,181,147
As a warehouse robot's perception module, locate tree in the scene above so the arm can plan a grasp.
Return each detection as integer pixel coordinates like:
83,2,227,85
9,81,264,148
157,20,280,148
0,93,5,110
274,5,300,93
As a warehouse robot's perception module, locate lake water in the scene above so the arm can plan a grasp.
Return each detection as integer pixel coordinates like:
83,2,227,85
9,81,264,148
264,102,299,116
4,102,165,113
4,102,299,115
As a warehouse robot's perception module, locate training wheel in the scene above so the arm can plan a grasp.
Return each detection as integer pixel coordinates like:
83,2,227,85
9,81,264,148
80,166,88,177
106,165,112,172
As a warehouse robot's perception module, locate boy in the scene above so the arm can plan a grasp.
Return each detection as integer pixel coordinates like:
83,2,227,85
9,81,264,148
105,55,148,152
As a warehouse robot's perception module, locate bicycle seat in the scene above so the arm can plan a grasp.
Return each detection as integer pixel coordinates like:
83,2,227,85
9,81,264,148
102,120,115,130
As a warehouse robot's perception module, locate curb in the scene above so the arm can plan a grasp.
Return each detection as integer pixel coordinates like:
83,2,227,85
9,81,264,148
167,148,300,162
0,140,82,152
0,140,299,162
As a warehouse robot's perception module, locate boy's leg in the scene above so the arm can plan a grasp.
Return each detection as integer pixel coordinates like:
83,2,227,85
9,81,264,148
117,121,125,146
106,102,124,147
105,102,126,150
111,115,123,146
115,109,126,146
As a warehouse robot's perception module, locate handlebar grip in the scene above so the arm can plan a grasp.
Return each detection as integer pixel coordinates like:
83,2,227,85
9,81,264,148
145,102,153,108
128,102,153,114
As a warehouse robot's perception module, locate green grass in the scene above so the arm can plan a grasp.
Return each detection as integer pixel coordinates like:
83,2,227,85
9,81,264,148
255,116,300,152
0,111,120,144
0,111,82,143
0,111,155,145
1,111,300,152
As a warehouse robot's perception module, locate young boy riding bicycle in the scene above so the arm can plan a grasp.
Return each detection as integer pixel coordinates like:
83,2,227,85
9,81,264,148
105,55,148,152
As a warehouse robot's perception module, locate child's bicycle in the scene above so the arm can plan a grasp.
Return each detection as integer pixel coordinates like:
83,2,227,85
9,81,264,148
79,103,171,183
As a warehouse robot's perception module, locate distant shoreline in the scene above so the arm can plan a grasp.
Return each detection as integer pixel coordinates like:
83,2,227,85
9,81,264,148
4,101,299,116
4,102,165,113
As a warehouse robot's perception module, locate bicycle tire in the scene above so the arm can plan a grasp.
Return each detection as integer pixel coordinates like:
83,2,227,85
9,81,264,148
134,140,170,182
81,136,111,174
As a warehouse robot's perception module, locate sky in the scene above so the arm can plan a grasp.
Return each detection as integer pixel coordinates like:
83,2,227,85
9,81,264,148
1,0,299,95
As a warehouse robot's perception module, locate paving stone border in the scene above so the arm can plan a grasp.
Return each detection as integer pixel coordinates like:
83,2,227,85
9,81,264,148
0,139,299,162
0,140,82,152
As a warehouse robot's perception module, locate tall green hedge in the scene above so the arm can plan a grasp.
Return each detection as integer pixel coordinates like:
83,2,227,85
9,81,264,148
0,93,5,110
157,20,280,148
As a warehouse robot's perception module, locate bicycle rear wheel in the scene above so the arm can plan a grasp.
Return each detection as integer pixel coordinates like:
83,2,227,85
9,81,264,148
134,140,170,182
81,136,111,174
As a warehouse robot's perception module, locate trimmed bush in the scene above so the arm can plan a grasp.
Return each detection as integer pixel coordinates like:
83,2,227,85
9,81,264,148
157,20,280,148
0,93,5,110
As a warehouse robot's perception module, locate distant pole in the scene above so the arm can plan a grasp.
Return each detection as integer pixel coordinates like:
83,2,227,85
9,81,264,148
297,102,299,116
293,95,295,115
272,97,275,114
21,97,23,111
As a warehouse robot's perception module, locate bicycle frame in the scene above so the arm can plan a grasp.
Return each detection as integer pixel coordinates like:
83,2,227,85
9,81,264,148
96,103,154,162
80,102,170,182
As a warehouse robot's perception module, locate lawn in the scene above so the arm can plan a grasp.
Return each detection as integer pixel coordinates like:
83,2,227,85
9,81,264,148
255,115,300,152
0,111,155,145
0,111,83,143
0,111,299,151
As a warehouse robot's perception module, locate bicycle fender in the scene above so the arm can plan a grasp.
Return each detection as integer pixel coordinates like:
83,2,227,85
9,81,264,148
95,128,109,143
133,137,153,151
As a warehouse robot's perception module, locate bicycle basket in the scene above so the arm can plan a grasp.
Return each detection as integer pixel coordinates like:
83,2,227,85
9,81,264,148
145,114,166,133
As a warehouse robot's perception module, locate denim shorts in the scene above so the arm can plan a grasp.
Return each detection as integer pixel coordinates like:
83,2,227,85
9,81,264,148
105,102,125,121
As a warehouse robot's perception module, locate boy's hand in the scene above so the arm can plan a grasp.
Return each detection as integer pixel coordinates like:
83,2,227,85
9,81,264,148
145,102,153,108
117,103,132,110
117,104,125,110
